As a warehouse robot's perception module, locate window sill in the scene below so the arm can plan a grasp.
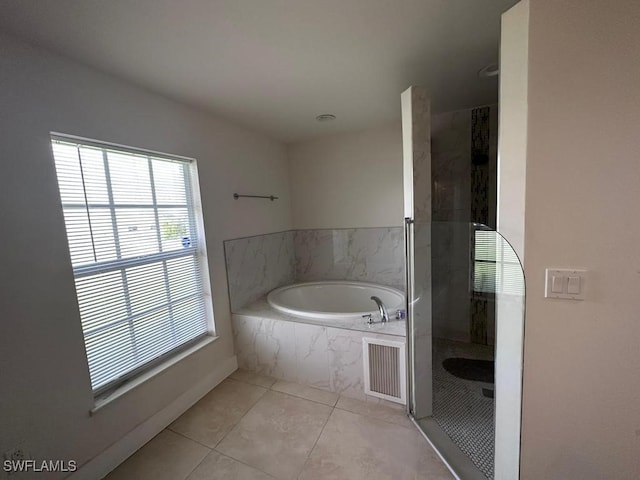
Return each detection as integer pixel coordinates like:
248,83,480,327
90,335,218,415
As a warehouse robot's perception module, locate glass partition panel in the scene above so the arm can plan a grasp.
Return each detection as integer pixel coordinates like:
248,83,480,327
406,221,525,480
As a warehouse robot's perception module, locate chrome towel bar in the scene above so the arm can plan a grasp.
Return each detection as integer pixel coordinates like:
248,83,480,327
233,193,279,201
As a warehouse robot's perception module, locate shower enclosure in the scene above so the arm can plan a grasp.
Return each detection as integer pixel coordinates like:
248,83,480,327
406,220,524,479
402,87,525,479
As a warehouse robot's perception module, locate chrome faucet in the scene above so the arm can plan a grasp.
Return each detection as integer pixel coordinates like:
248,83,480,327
370,296,389,323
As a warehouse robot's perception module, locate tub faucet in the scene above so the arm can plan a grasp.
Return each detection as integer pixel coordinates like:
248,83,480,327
370,296,389,323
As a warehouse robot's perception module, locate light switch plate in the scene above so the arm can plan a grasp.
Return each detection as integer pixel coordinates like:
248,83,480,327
545,268,587,300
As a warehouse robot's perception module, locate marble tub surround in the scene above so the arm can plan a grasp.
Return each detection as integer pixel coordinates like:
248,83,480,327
294,227,405,289
224,230,295,312
226,227,407,402
236,296,406,337
224,226,405,312
232,304,405,402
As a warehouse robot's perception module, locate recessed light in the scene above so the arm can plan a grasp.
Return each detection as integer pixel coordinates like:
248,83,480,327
478,64,499,78
315,114,336,122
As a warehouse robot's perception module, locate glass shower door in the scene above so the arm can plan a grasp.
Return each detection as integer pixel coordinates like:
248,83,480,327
405,220,525,480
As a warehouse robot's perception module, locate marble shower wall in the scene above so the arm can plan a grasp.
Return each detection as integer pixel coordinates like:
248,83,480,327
401,86,432,418
224,231,295,312
431,110,472,223
294,227,404,290
430,105,498,345
225,227,405,312
431,109,472,343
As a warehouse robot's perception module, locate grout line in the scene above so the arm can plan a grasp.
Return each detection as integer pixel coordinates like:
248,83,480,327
170,378,269,451
332,403,415,430
268,387,337,409
228,372,337,478
234,371,409,419
179,446,211,480
212,374,333,479
295,402,335,479
228,371,277,390
168,428,215,451
212,449,278,479
227,375,274,390
212,388,270,449
269,384,338,408
163,429,212,480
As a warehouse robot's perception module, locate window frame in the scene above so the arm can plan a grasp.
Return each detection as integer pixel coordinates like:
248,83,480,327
50,132,215,397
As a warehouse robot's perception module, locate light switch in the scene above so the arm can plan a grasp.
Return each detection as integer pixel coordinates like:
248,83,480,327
567,276,581,294
545,268,587,300
551,275,564,293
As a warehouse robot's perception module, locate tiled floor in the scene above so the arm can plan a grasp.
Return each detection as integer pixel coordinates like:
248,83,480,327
105,370,455,480
431,338,495,478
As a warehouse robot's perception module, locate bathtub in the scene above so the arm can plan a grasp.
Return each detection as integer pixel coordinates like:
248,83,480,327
267,281,404,321
234,281,407,403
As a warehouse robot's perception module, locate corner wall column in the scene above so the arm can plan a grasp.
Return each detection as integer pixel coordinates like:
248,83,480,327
401,86,432,418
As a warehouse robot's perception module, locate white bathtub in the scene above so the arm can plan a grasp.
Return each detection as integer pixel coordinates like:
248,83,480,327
267,281,405,320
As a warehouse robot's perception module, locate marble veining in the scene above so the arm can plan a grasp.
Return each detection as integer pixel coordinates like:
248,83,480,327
232,302,406,402
225,227,406,312
405,86,432,223
226,225,408,402
326,327,366,399
294,323,331,390
294,227,405,290
224,231,295,312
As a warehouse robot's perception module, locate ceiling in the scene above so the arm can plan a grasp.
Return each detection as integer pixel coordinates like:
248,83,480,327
0,0,518,143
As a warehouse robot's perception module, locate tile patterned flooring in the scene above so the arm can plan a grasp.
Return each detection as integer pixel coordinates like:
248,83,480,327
105,370,454,480
432,338,495,478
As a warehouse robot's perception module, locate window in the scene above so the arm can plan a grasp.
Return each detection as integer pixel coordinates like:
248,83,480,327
473,228,524,296
51,135,212,395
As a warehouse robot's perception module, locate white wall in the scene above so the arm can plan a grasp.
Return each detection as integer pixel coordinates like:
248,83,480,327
494,2,529,479
0,33,291,478
496,0,528,261
288,122,403,229
519,1,640,479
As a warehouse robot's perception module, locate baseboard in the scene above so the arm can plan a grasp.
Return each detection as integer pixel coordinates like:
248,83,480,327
71,355,238,480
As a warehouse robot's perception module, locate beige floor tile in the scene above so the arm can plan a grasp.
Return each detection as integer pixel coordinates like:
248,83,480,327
229,368,277,388
186,451,274,480
271,380,338,406
299,408,454,480
335,395,413,428
105,430,209,480
169,378,267,447
216,390,332,480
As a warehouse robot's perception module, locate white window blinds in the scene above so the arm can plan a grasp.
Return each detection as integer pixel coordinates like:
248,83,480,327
51,136,210,394
473,229,524,296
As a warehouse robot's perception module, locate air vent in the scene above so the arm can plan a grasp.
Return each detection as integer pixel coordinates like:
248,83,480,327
363,337,406,404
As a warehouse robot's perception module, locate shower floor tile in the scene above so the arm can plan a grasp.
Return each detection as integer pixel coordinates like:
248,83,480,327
431,337,495,478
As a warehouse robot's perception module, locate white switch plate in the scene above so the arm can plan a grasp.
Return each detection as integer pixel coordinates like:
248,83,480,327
545,268,587,300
